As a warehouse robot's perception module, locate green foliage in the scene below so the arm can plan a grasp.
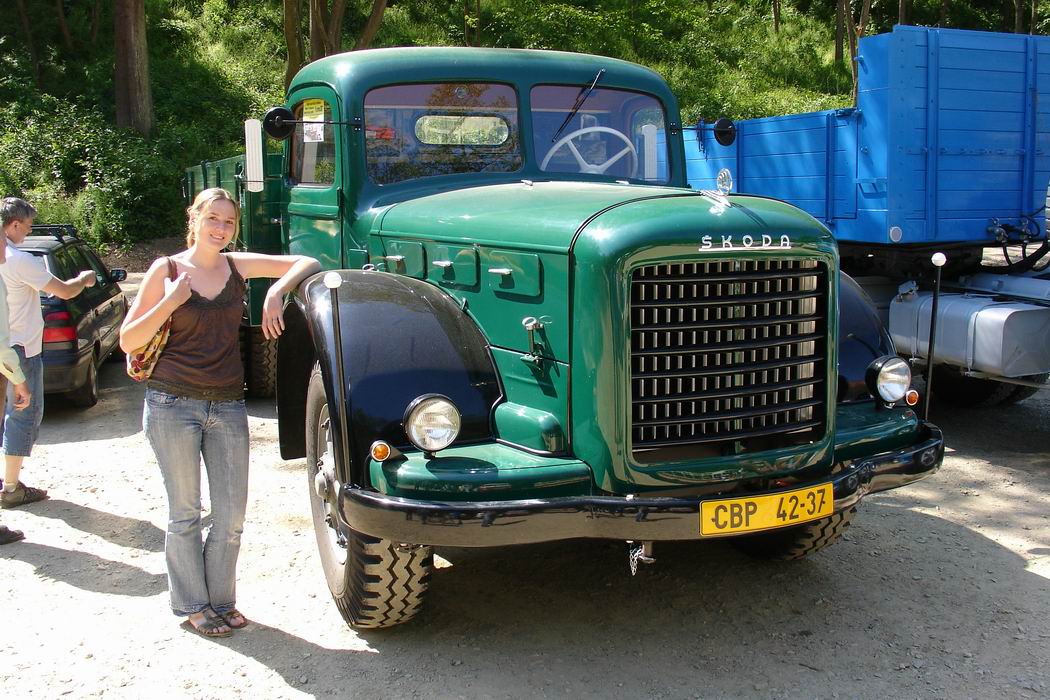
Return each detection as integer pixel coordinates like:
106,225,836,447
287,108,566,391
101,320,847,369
0,89,183,250
0,0,1042,247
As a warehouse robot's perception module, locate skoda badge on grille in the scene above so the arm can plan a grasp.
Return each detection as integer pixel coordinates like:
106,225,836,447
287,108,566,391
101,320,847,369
716,168,733,195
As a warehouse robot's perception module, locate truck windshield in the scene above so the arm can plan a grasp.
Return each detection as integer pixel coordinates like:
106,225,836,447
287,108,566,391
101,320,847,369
531,85,668,183
364,83,522,185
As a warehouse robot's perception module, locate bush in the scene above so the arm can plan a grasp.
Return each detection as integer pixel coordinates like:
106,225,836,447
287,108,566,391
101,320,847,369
0,95,183,250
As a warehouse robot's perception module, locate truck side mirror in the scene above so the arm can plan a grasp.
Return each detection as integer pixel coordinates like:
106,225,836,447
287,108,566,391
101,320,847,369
713,117,736,146
263,106,296,140
244,119,265,194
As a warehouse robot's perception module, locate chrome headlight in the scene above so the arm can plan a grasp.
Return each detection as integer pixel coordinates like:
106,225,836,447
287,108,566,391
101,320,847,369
865,356,912,403
403,395,461,452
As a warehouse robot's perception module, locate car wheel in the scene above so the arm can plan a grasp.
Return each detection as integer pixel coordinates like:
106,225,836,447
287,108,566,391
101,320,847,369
731,507,856,561
70,355,99,408
305,364,432,629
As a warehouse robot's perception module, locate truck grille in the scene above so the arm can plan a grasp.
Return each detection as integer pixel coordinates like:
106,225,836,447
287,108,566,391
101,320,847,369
630,259,827,462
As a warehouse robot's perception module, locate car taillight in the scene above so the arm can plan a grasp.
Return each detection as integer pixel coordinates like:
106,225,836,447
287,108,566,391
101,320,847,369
43,311,76,343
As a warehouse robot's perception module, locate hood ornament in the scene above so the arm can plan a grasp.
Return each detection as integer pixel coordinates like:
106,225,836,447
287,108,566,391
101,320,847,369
716,168,733,196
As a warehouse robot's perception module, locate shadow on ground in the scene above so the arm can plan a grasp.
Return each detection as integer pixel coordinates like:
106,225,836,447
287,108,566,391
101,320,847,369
30,499,165,553
39,363,144,443
219,503,1050,698
0,541,166,597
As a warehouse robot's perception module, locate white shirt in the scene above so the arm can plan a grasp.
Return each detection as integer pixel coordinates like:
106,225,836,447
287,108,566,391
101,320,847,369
0,279,26,384
0,244,56,358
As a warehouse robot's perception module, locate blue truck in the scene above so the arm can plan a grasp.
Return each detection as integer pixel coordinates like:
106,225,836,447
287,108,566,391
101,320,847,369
690,25,1050,406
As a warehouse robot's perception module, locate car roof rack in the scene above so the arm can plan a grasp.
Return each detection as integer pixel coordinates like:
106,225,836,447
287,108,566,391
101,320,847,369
30,224,77,243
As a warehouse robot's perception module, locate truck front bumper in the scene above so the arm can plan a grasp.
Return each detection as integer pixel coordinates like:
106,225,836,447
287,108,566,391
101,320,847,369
339,423,943,547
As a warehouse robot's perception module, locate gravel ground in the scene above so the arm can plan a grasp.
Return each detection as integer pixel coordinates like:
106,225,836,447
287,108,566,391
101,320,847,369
0,356,1048,699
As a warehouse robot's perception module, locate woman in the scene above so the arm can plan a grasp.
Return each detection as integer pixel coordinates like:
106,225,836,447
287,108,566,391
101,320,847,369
120,187,320,637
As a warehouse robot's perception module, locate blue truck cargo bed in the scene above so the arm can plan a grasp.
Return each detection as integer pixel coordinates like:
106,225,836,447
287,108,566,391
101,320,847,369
687,25,1050,246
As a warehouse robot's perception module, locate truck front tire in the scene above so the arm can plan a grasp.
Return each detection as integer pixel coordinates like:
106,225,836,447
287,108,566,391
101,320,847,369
731,507,856,561
305,365,433,629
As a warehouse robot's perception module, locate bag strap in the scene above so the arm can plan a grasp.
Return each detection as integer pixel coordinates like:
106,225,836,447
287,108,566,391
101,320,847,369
166,257,177,281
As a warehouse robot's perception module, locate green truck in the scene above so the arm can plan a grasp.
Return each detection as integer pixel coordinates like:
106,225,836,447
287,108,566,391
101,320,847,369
183,47,944,629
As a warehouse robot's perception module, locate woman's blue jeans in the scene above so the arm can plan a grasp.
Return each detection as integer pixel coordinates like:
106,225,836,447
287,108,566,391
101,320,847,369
143,388,249,617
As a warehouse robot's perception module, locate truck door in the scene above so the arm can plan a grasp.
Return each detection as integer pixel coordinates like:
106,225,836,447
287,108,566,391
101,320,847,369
285,89,343,269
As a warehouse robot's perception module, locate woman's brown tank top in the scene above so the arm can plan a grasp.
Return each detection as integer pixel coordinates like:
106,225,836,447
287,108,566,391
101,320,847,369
147,255,246,400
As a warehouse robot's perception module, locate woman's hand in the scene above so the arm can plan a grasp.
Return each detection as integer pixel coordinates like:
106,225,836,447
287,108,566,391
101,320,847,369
164,272,193,307
11,382,30,411
261,288,286,340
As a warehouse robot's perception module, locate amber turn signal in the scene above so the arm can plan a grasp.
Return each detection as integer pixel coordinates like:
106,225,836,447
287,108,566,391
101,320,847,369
370,441,392,462
905,389,919,406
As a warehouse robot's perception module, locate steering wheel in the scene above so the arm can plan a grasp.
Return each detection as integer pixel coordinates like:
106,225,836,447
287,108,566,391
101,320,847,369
540,126,638,178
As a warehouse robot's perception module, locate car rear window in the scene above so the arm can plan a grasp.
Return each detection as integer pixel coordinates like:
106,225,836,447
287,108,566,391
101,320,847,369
27,250,56,298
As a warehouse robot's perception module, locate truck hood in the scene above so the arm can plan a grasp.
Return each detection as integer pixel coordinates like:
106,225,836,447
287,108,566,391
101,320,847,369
377,181,831,252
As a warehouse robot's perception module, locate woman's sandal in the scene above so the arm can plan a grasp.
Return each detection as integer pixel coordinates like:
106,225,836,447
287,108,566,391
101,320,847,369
220,608,250,629
184,608,233,638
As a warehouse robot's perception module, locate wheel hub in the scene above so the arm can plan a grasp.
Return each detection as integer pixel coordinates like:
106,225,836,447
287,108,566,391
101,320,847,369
313,413,347,557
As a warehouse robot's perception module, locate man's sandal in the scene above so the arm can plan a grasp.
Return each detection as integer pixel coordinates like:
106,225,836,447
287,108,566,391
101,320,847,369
0,525,25,545
220,608,250,629
183,608,233,638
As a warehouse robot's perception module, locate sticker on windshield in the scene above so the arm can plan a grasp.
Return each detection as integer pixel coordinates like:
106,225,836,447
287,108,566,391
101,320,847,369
302,99,326,143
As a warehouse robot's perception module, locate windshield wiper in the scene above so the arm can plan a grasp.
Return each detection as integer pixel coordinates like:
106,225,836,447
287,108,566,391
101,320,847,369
551,68,605,142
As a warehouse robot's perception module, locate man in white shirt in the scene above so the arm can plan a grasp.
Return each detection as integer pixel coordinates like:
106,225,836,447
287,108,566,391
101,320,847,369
0,198,95,514
0,199,33,543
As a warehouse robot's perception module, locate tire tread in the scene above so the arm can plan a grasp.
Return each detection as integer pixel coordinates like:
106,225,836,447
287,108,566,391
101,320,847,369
247,326,277,398
338,533,433,629
733,507,856,561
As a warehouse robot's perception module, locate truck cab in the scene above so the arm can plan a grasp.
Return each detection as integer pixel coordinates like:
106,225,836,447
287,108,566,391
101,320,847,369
193,47,943,629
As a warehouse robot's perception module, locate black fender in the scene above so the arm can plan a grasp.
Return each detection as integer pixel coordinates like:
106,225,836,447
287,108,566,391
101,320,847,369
838,273,895,403
276,270,502,487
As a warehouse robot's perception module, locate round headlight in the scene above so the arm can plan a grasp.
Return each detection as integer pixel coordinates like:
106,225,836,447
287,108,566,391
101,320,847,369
404,395,461,452
866,356,912,403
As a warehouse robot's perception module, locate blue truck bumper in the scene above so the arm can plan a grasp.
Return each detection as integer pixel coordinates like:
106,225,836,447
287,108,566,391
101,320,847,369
338,423,944,547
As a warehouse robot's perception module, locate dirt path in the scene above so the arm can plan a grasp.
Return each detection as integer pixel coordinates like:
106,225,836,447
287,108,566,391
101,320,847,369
1,362,1049,699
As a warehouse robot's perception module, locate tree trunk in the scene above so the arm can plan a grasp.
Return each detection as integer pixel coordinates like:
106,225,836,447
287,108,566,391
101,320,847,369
354,0,387,50
835,0,845,63
113,0,154,137
773,0,781,32
939,0,949,26
91,0,102,47
283,0,303,90
1031,0,1039,33
309,0,327,60
1016,0,1025,32
55,0,75,52
899,0,908,25
847,0,872,105
464,0,471,46
15,0,40,85
326,0,346,54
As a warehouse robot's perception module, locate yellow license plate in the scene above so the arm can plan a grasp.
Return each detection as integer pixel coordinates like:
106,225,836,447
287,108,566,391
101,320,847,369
700,483,834,536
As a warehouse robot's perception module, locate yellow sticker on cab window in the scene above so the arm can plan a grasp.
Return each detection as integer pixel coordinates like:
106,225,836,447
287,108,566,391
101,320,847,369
302,99,326,143
302,99,325,121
